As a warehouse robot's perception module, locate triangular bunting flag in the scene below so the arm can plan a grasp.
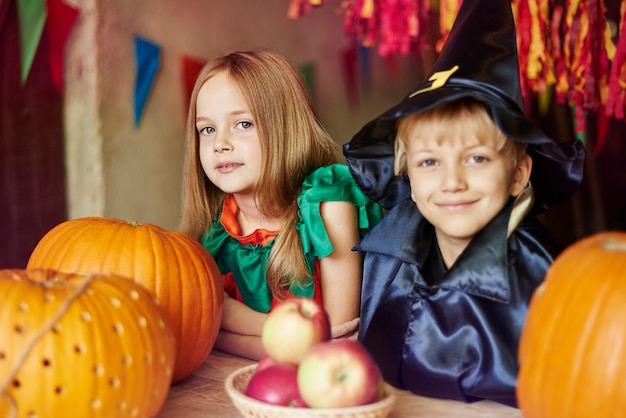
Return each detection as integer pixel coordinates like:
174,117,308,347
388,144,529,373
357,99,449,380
298,63,316,104
181,54,205,113
134,35,161,128
46,0,80,94
17,0,47,85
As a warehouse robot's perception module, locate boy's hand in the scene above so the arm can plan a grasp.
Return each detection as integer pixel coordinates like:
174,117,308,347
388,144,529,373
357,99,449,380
331,317,360,340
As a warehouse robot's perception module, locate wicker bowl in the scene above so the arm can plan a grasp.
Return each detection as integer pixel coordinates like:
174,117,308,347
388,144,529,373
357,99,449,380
225,364,396,418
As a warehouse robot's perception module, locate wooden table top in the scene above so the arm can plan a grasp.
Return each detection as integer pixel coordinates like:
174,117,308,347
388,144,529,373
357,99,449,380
157,350,523,417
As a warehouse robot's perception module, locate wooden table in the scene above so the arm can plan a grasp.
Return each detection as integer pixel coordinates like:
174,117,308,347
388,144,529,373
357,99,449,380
158,350,523,418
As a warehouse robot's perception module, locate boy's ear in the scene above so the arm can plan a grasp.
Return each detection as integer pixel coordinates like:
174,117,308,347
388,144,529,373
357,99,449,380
511,154,533,197
394,138,408,176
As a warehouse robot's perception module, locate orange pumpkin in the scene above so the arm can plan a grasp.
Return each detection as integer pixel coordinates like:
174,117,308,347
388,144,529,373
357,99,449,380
27,217,224,383
517,232,626,417
0,269,176,418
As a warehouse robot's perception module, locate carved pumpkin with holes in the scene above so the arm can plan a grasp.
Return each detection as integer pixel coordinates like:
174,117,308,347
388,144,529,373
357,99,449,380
0,269,176,418
27,217,224,382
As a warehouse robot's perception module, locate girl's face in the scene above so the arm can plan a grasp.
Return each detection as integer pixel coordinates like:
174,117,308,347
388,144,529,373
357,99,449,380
195,71,262,200
403,124,530,250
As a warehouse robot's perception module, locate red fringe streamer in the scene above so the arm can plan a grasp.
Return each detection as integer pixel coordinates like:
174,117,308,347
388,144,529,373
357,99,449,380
288,0,626,145
606,2,626,121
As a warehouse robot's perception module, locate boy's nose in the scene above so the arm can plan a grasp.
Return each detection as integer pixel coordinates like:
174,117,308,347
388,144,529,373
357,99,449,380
441,165,467,191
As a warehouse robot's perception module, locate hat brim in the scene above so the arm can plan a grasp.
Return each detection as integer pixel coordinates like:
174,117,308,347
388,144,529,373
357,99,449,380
344,86,585,212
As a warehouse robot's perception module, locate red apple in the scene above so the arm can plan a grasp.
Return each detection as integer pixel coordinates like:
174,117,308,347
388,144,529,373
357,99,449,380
297,339,383,408
255,355,277,373
245,363,308,407
261,296,331,365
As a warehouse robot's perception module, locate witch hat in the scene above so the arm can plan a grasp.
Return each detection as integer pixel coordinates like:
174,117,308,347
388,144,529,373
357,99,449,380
344,0,585,212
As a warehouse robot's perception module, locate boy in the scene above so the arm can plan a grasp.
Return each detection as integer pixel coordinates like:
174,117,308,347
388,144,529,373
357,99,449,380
343,0,585,407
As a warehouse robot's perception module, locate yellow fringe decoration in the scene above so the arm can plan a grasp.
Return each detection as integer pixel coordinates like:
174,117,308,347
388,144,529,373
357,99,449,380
361,0,375,18
438,0,460,52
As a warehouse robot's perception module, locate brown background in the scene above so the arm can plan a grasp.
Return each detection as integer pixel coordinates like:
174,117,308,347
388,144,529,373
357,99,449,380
1,1,67,268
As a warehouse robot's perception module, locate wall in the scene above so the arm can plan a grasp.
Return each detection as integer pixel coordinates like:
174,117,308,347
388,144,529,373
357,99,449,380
0,1,67,268
63,0,426,230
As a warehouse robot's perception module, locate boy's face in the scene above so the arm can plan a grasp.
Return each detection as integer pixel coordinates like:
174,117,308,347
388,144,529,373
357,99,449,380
403,123,531,250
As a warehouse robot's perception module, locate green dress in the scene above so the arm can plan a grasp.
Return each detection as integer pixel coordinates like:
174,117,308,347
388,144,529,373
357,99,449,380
201,164,383,313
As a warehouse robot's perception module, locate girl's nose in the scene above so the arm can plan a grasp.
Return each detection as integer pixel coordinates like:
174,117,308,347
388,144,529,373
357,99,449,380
213,132,232,153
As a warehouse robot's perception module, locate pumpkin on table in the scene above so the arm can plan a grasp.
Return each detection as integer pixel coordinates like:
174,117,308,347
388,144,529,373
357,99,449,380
517,232,626,418
0,269,176,418
27,217,224,383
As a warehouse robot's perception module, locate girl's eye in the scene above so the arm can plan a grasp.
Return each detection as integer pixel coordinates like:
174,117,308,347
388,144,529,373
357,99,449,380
199,126,215,135
237,121,253,129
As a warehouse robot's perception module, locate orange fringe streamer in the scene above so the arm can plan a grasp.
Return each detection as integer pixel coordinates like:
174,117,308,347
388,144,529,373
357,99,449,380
512,0,553,114
437,0,461,52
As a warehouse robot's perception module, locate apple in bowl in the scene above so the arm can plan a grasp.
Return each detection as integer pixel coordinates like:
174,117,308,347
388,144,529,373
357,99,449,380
245,363,308,407
261,296,331,365
297,339,383,408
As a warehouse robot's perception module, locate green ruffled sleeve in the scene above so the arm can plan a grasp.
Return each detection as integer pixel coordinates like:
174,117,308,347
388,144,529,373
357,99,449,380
296,164,383,264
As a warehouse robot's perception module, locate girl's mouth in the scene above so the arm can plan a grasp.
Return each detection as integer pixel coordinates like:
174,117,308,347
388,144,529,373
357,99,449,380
216,162,243,173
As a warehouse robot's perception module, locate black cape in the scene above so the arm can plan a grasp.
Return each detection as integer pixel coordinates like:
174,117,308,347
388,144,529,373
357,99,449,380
356,198,558,407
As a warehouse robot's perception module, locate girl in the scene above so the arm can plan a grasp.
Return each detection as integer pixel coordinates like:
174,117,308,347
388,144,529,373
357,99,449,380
179,50,382,360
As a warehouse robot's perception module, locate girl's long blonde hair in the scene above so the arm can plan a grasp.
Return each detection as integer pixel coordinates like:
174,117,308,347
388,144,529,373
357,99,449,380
179,50,340,298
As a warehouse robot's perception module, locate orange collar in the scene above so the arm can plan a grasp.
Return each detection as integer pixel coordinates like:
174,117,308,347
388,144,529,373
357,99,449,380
220,195,279,246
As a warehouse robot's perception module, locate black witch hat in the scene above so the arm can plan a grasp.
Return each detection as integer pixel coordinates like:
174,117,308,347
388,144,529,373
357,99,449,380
343,0,585,212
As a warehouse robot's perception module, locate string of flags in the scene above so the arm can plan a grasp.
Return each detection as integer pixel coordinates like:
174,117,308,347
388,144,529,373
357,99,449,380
12,1,312,130
12,0,325,131
12,0,626,155
11,0,204,129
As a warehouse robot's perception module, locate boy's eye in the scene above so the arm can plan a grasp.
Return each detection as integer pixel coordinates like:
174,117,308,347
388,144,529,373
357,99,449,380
199,126,215,135
469,155,487,164
419,159,438,167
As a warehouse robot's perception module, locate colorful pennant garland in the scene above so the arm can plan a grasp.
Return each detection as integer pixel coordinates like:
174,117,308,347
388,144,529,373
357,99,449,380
11,0,626,150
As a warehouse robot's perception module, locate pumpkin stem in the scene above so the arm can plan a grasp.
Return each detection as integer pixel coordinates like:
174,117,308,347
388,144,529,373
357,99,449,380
124,219,142,227
602,238,626,252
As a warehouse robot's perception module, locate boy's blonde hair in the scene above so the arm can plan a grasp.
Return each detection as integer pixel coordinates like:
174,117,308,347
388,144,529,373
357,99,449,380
179,50,340,298
394,98,527,176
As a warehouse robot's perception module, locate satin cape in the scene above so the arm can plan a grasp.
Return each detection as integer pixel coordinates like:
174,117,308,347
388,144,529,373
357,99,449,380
356,199,559,407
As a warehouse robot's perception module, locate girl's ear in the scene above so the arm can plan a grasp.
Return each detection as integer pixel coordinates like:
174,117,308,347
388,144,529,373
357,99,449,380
511,154,533,197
